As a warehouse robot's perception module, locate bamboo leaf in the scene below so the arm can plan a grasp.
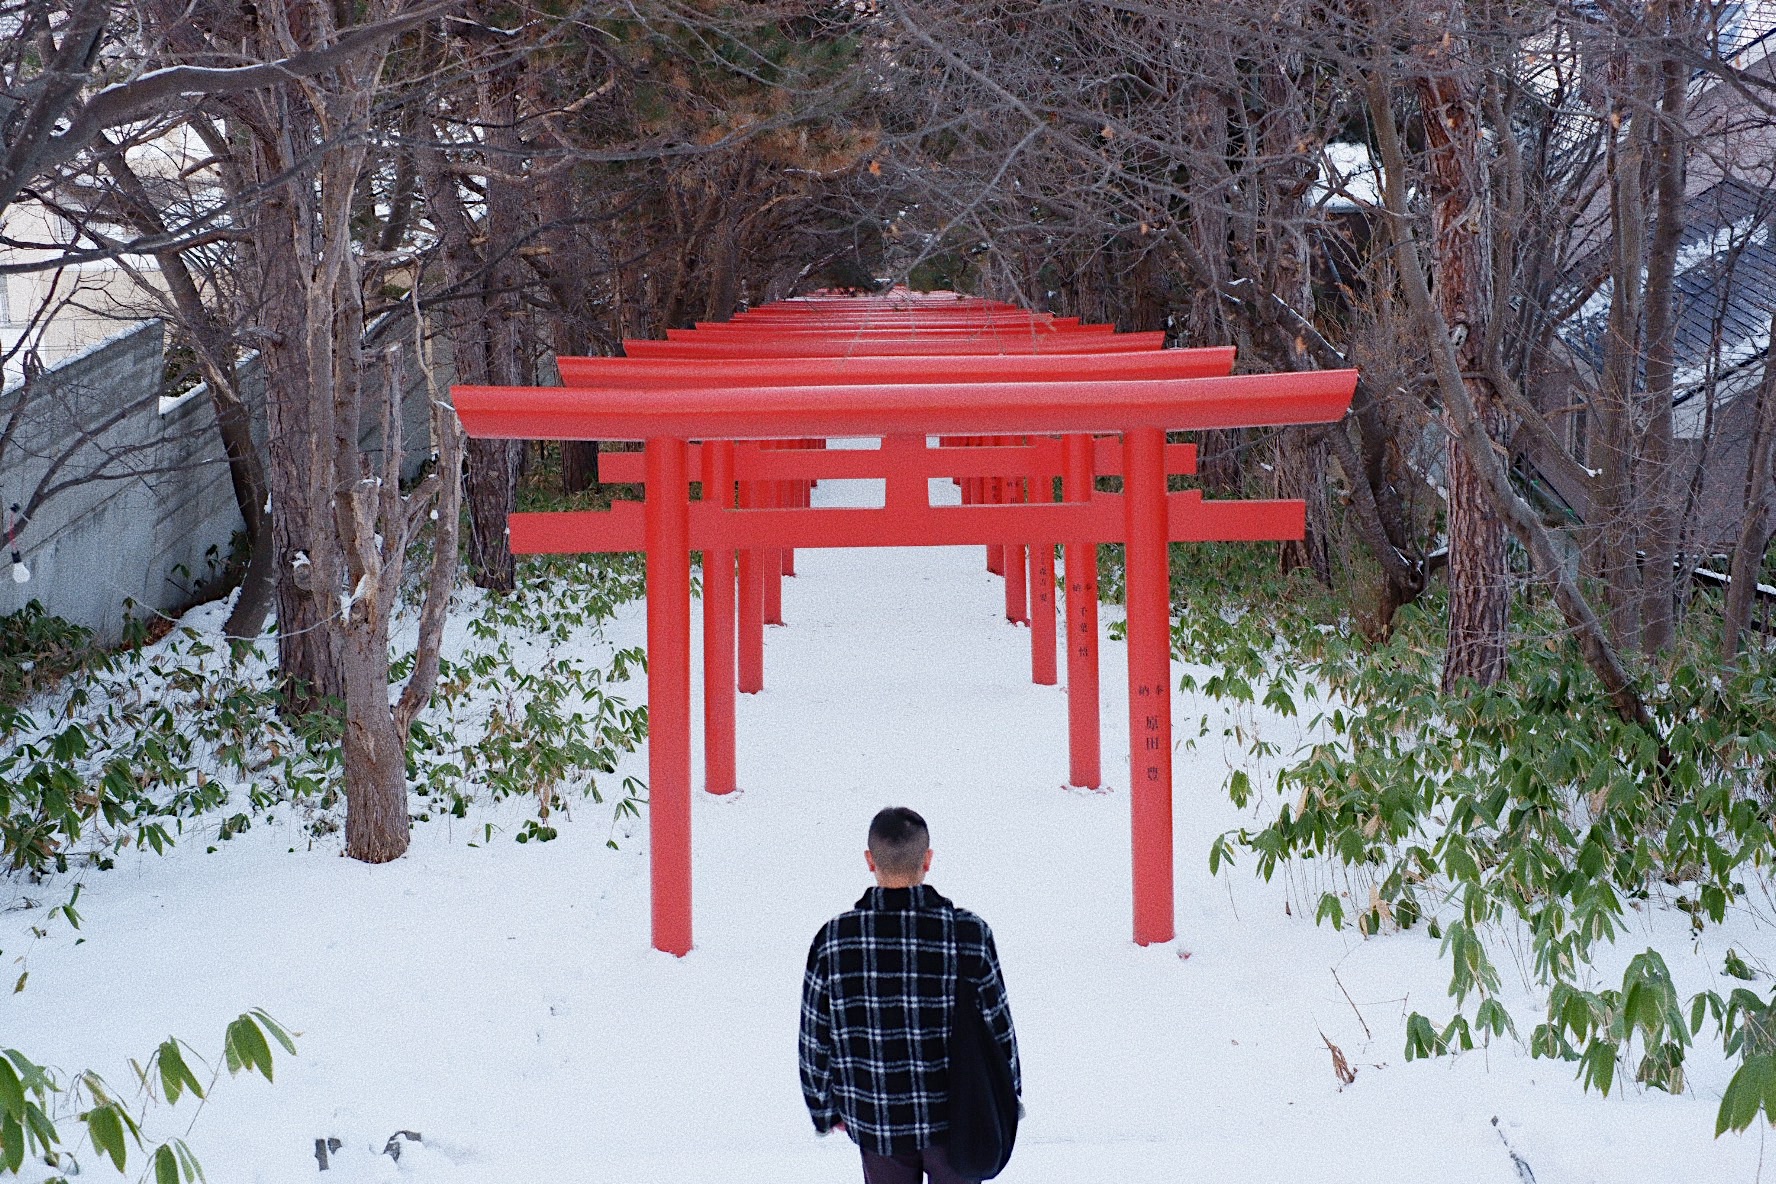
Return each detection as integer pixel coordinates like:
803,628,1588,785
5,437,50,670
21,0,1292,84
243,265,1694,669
1717,1056,1774,1135
227,1015,275,1082
249,1010,298,1056
85,1101,129,1171
0,1058,22,1121
158,1040,204,1105
155,1142,180,1184
1,1110,23,1173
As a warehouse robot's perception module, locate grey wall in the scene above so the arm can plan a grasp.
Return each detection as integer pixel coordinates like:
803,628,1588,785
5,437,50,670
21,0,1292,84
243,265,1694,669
0,322,241,642
0,320,441,643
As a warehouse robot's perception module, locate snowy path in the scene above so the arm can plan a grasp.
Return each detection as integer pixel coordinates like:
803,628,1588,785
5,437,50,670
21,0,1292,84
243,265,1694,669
7,473,1765,1182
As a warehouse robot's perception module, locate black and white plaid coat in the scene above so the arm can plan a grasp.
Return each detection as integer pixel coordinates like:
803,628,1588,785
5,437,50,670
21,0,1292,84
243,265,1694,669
800,884,1021,1156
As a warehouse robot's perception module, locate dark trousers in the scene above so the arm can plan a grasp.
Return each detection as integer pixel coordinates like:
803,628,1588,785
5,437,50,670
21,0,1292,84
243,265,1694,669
860,1143,975,1184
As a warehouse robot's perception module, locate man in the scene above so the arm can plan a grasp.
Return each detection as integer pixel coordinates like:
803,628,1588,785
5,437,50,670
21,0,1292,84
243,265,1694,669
800,807,1021,1184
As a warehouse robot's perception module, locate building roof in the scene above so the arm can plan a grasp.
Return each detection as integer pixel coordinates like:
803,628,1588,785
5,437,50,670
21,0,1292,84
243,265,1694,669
1564,177,1775,432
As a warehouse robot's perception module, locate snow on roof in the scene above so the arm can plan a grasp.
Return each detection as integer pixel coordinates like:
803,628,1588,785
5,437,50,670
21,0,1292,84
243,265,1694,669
1313,142,1381,212
1563,178,1776,405
1715,0,1776,69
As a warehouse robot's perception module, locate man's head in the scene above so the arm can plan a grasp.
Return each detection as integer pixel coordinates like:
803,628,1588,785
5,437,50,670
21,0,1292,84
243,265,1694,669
866,807,932,887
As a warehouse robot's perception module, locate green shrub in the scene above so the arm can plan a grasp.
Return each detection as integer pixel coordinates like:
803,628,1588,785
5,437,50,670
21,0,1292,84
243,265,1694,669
1146,537,1776,1136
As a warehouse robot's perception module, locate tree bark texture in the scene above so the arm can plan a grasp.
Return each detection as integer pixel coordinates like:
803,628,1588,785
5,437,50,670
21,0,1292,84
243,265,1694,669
213,0,464,863
340,623,408,862
1636,20,1690,655
561,441,601,493
254,175,344,708
1593,52,1653,647
1417,26,1511,691
1723,316,1776,661
532,168,613,496
465,437,520,589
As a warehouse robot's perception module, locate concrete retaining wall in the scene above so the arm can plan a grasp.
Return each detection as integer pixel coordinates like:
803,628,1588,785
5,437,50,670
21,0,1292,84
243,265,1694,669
1,320,440,643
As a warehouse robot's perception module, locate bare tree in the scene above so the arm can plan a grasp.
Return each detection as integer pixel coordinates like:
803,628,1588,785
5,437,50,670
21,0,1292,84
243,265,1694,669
151,0,466,861
1724,316,1776,661
862,0,1771,713
0,2,445,249
1634,0,1696,654
1368,29,1652,728
418,44,535,594
89,130,277,640
869,1,1434,626
0,2,453,642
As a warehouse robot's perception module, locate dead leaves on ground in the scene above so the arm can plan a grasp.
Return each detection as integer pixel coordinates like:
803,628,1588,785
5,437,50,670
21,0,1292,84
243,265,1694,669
1319,1030,1358,1088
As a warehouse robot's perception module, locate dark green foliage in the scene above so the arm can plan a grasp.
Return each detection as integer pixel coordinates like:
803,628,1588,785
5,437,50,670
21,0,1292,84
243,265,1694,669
411,552,651,834
0,628,334,874
0,550,652,876
1525,951,1692,1097
1152,532,1776,1135
0,603,97,711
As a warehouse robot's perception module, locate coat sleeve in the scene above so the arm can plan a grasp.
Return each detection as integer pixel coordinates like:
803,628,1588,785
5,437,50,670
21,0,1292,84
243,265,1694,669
799,927,841,1133
971,921,1022,1097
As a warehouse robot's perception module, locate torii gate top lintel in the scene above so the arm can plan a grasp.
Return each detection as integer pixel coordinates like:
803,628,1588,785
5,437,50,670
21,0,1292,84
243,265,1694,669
451,372,1354,443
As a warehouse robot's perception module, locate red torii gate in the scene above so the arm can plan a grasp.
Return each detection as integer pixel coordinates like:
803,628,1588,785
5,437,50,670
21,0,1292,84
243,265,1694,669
566,349,1229,783
454,294,1355,955
567,332,1227,798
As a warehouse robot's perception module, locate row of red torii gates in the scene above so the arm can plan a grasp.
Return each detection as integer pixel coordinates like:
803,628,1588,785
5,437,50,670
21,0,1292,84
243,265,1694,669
454,290,1356,955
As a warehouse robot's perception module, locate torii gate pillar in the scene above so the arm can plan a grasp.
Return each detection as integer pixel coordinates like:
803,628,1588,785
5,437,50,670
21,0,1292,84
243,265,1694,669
1123,427,1175,945
702,441,738,798
645,437,694,955
1063,434,1102,789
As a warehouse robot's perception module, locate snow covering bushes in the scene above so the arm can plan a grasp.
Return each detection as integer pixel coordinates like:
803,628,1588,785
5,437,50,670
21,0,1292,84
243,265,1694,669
407,552,650,842
0,553,649,876
0,554,649,1177
0,609,328,876
1166,543,1776,1137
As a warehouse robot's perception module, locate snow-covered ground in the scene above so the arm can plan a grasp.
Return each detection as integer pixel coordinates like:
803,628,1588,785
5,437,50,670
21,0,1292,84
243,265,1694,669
6,473,1769,1182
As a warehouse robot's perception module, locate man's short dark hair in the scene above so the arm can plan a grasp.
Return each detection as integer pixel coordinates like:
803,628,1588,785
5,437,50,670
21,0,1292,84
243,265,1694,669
868,807,930,875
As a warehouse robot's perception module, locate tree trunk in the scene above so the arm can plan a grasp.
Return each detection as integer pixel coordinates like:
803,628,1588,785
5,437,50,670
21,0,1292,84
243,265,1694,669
1416,18,1511,690
223,480,278,643
1723,316,1776,661
529,163,613,498
562,441,601,493
211,376,277,642
1371,67,1654,731
1441,401,1511,687
95,139,278,643
256,178,344,708
1636,21,1689,655
168,0,465,866
465,437,520,591
1593,53,1653,647
340,626,409,862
